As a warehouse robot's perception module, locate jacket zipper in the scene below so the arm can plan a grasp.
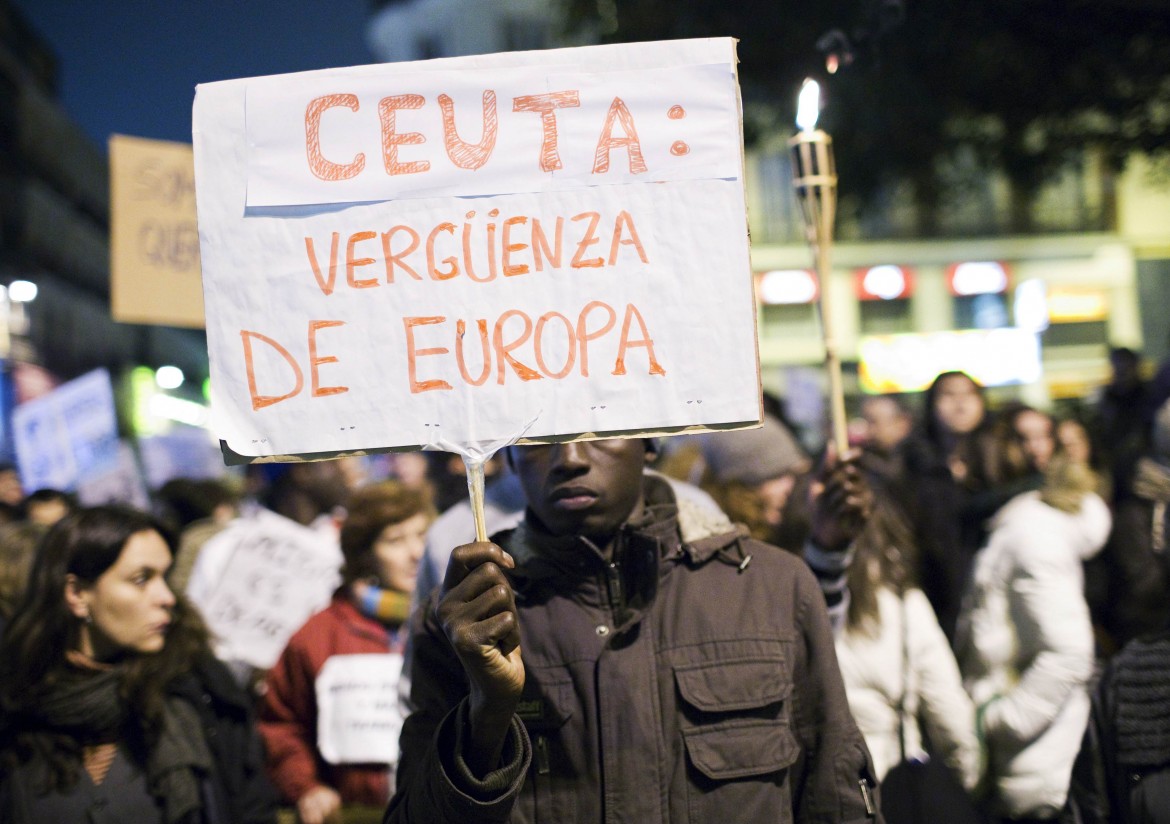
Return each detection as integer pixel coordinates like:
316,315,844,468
605,559,626,627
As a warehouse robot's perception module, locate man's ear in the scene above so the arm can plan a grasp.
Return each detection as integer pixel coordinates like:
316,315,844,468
64,574,91,620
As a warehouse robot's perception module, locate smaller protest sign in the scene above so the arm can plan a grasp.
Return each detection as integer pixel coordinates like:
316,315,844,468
315,653,405,765
138,430,231,489
12,369,120,492
76,441,151,510
110,134,205,328
188,509,342,669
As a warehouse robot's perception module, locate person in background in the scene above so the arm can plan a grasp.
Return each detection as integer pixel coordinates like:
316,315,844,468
857,394,914,488
158,478,241,595
0,505,275,824
260,463,352,534
1094,346,1152,505
185,462,351,617
386,438,880,823
1002,404,1056,475
898,370,997,641
0,521,47,639
21,488,78,527
956,454,1112,822
1055,415,1111,500
259,481,435,824
696,413,813,550
0,462,24,509
1068,623,1170,823
834,495,980,799
156,478,239,535
1092,399,1170,651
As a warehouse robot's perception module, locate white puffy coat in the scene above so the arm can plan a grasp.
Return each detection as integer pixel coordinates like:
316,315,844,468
836,586,981,790
957,490,1112,819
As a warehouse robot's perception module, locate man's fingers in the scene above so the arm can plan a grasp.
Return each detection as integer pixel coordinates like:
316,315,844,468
467,609,522,657
441,541,515,595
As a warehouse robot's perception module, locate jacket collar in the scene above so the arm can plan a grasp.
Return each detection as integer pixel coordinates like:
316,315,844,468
503,475,746,598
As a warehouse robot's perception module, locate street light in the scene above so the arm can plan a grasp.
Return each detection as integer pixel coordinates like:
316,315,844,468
8,280,38,303
155,365,185,390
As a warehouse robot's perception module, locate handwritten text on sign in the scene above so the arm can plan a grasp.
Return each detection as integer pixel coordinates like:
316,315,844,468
245,63,738,206
192,510,341,669
193,39,760,459
316,653,405,765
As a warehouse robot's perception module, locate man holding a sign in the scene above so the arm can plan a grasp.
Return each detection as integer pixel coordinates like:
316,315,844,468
387,439,879,823
191,35,878,824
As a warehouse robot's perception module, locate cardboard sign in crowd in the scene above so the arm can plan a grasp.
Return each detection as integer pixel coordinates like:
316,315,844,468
192,38,761,461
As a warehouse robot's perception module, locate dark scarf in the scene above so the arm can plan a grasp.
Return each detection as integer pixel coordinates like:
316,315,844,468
32,660,213,823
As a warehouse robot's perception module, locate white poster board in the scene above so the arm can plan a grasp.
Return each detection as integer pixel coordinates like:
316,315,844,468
193,38,760,461
12,369,120,492
316,653,405,765
188,509,342,669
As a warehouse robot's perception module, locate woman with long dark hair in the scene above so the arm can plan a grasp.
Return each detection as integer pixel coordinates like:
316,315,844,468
0,505,275,824
899,370,999,641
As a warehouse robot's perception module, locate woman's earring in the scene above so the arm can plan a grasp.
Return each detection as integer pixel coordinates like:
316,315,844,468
82,611,93,625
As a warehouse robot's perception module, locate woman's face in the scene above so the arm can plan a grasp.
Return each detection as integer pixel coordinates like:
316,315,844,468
1015,409,1055,472
71,529,176,660
373,512,429,594
932,375,985,436
1057,420,1092,465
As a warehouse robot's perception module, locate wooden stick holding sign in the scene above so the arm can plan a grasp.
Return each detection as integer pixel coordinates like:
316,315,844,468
466,458,489,543
788,79,848,455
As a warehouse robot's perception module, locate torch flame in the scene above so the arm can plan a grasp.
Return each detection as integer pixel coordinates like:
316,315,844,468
796,79,820,132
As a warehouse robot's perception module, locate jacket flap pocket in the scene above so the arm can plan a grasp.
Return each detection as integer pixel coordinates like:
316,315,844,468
683,719,799,780
516,681,572,732
674,658,791,712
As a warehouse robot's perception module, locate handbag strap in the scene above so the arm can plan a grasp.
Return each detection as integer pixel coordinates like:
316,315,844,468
896,590,909,763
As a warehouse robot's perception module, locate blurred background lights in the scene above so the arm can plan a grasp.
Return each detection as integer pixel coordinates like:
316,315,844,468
862,265,907,300
8,280,38,302
950,261,1009,296
1013,279,1050,333
155,365,185,389
758,269,819,305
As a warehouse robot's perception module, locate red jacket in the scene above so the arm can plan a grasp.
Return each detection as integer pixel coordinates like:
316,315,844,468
259,594,404,807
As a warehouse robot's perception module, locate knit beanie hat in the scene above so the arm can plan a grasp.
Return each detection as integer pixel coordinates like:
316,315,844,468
699,415,809,487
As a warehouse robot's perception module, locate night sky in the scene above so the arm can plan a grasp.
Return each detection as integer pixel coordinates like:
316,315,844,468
11,0,376,148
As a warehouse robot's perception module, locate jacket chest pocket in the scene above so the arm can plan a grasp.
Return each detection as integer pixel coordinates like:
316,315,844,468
675,657,799,823
517,678,576,824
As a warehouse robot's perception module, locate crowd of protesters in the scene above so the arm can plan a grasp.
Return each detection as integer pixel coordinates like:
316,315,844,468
0,350,1168,822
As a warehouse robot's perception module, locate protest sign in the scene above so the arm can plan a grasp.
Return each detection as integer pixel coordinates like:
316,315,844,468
138,430,231,489
315,653,405,765
188,509,342,669
193,38,760,462
109,134,205,328
75,441,152,510
12,368,120,492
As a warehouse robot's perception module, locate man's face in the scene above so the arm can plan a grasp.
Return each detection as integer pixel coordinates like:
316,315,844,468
861,397,911,452
510,439,648,544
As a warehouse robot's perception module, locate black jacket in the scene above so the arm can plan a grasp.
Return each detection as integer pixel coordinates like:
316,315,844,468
387,476,880,823
1069,631,1170,823
0,653,276,824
